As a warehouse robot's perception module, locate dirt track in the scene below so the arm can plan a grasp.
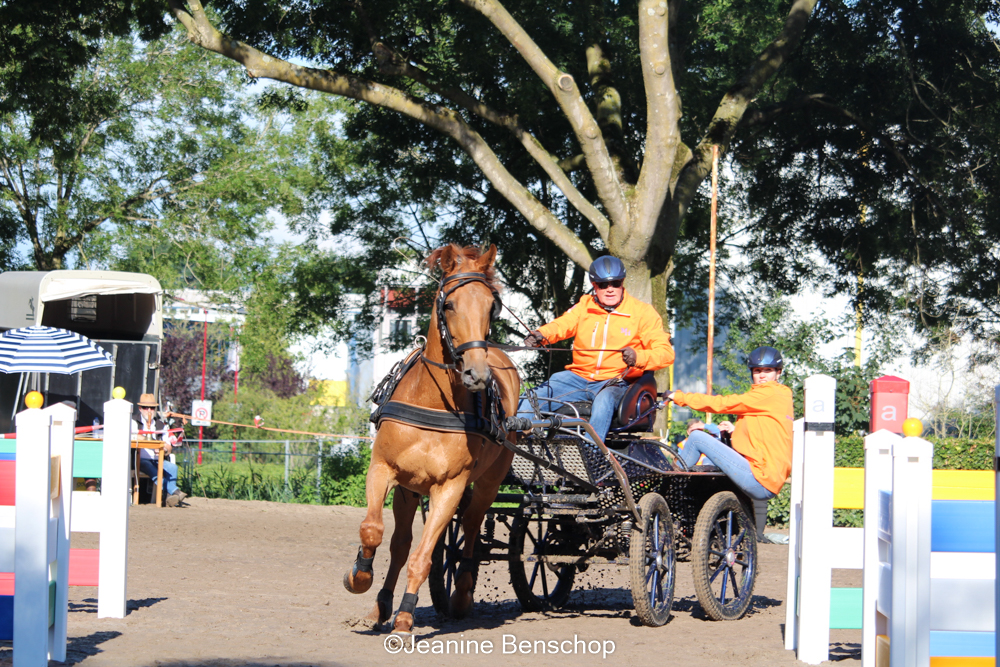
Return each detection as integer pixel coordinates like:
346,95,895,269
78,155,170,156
0,498,860,666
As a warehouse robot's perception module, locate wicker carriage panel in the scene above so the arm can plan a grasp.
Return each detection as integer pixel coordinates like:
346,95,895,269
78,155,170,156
509,435,597,487
510,434,672,490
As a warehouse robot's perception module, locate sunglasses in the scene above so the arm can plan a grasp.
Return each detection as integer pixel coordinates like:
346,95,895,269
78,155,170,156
595,280,623,289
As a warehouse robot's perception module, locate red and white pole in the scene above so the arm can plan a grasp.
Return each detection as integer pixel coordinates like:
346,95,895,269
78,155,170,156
199,309,207,465
232,367,239,463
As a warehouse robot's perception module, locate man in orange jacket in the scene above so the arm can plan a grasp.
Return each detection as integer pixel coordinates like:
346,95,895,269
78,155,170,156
517,256,675,442
666,346,794,500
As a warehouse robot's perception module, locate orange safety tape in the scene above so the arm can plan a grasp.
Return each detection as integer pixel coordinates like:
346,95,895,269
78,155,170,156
164,412,373,440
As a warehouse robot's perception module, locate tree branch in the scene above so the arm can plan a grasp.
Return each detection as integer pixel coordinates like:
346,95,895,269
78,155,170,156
631,0,682,261
0,156,28,218
168,0,594,268
671,0,818,237
741,93,830,127
371,41,610,241
63,120,103,204
458,0,629,228
807,97,951,217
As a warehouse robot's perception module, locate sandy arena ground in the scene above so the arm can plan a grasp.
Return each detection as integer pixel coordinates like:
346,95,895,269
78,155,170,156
0,498,861,666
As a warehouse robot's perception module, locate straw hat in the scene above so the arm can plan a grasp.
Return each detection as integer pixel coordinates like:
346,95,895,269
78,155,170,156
137,393,158,408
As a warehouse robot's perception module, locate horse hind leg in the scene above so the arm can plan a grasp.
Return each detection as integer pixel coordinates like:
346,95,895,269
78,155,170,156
365,487,420,625
449,464,508,619
343,459,395,595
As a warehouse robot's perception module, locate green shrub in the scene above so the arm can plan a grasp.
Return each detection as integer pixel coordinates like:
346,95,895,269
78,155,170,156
930,437,994,470
766,484,791,526
179,441,374,506
184,461,303,502
318,442,372,506
835,434,865,467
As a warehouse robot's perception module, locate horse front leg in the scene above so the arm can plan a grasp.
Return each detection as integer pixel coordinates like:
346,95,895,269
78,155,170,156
391,478,467,636
365,487,420,625
344,457,395,594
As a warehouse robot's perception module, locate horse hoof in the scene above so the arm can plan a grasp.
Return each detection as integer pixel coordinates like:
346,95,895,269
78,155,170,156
364,604,382,624
343,569,372,594
450,590,474,619
366,591,393,625
392,612,415,635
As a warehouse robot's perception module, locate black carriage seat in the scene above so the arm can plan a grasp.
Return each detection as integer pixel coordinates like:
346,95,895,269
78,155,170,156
551,371,659,433
613,371,658,432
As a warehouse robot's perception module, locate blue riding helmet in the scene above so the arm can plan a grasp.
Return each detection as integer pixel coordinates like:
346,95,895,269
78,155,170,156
588,256,626,283
746,346,784,380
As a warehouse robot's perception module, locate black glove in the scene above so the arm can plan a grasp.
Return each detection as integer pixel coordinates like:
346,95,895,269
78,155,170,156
523,330,545,348
621,347,637,366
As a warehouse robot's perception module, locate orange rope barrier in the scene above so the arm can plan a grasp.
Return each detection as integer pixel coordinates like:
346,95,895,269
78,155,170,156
164,412,373,440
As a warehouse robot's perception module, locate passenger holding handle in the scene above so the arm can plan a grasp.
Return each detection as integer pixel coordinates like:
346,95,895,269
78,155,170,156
664,346,794,501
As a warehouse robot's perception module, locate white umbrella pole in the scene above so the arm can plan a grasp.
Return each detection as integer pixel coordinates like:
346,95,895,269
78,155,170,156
11,372,24,420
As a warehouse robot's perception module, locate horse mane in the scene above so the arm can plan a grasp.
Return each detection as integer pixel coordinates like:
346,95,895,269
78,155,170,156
426,244,501,292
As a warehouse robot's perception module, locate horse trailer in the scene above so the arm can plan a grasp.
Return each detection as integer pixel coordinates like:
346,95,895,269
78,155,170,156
0,270,163,431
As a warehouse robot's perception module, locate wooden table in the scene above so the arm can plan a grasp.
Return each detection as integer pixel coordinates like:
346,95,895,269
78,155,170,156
131,438,165,507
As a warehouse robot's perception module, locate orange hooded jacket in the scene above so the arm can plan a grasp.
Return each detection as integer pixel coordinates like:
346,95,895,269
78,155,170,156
538,291,674,382
671,382,794,494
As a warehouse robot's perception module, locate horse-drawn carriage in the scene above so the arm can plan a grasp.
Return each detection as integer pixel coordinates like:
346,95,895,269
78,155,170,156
344,245,765,637
428,371,764,627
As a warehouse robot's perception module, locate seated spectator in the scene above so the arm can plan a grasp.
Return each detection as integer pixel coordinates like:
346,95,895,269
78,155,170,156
132,393,186,507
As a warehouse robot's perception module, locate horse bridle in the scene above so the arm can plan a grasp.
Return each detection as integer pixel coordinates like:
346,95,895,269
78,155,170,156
422,271,501,372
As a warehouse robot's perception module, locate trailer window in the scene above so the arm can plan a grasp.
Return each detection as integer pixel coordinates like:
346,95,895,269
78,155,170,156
70,295,98,322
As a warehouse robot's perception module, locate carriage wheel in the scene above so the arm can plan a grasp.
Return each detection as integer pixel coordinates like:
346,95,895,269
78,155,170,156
691,491,758,621
508,514,576,612
429,517,464,616
628,492,676,627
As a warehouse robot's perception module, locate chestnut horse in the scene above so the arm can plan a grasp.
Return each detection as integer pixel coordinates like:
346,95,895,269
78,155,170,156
343,244,519,636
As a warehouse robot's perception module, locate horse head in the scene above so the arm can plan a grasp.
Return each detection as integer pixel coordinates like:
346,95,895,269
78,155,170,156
427,244,500,392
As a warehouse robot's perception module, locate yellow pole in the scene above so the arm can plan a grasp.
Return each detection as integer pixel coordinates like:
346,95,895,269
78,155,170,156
855,136,870,368
667,364,674,432
855,271,863,367
855,202,867,367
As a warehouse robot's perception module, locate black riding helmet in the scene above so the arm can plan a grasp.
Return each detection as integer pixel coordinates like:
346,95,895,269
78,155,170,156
746,346,784,381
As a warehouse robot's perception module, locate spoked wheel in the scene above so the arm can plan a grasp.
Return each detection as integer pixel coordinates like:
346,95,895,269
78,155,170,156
429,518,464,616
629,492,676,627
692,491,758,620
508,514,576,612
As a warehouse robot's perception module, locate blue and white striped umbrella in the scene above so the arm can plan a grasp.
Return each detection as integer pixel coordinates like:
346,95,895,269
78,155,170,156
0,326,113,374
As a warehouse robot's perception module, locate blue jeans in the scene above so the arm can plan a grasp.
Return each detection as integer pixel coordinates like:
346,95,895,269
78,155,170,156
139,457,179,496
516,370,628,442
677,431,775,500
